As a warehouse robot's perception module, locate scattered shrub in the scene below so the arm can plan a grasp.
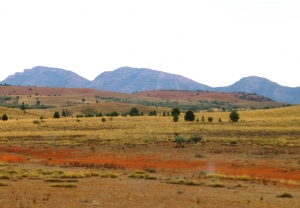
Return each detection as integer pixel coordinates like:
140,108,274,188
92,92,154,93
0,162,8,166
134,170,146,174
33,120,40,124
101,172,119,178
1,114,8,121
50,183,77,188
44,178,64,183
229,110,240,122
171,108,180,116
144,175,157,180
195,153,205,158
173,113,179,122
174,135,186,148
184,110,195,121
0,181,9,186
230,140,237,145
144,168,156,173
207,183,225,188
129,107,140,116
148,110,157,116
276,193,293,198
191,134,202,144
199,170,207,175
53,112,60,118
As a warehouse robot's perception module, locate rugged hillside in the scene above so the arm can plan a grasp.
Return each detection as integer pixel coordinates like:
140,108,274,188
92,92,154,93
215,76,300,103
0,66,90,88
90,67,212,93
1,66,299,103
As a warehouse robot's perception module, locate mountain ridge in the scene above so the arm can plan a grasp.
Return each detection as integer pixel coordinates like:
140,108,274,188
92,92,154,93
2,66,90,88
1,66,299,103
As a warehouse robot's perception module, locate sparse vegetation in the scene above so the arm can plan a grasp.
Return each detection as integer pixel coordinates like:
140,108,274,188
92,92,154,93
276,193,293,198
0,86,298,207
129,107,140,116
173,113,179,122
207,183,226,188
229,110,240,122
1,114,8,121
171,108,180,116
53,112,60,118
191,134,202,144
184,110,195,121
50,183,77,188
174,135,186,148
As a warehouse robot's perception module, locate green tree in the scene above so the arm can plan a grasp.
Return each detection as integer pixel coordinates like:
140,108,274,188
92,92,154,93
20,102,25,111
208,117,213,122
53,112,60,118
229,110,240,122
62,108,73,117
129,107,139,116
201,115,205,122
96,112,103,117
2,114,8,121
62,109,66,117
184,110,195,121
148,110,157,116
173,113,179,122
171,108,180,116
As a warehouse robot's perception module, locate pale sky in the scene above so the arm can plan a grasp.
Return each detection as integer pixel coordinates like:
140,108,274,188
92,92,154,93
0,0,299,87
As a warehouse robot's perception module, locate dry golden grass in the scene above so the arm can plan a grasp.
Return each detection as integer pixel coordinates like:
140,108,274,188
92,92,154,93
0,105,299,148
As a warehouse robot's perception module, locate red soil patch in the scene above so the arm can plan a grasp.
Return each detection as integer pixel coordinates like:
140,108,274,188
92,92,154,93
1,146,299,182
0,154,25,163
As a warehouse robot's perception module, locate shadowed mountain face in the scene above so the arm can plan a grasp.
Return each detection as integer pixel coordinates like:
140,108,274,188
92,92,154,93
0,66,90,88
90,67,212,93
1,67,299,103
215,76,300,103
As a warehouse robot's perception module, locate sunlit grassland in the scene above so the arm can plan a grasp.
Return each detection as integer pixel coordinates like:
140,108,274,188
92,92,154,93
0,105,299,147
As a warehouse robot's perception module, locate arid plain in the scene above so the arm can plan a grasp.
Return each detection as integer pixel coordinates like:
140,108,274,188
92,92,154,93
0,86,299,208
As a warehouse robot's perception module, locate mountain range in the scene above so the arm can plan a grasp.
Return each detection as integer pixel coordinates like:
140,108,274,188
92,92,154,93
1,66,299,103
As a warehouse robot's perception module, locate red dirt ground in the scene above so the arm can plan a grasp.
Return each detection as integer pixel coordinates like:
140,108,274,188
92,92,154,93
1,145,300,182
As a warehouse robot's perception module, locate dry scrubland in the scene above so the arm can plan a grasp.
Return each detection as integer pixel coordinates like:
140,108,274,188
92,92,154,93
0,104,299,207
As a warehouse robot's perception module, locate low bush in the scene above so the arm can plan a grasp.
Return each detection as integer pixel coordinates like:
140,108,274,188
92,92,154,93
276,193,293,198
50,183,77,188
101,172,119,178
144,168,156,173
44,178,64,183
0,181,9,186
207,183,225,188
33,120,40,125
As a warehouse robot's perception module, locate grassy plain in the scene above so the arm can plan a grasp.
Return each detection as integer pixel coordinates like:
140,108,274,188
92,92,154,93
0,86,299,207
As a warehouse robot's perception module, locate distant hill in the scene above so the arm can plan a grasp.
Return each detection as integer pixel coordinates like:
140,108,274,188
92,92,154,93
215,76,300,103
90,67,212,93
0,66,90,88
1,66,299,103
